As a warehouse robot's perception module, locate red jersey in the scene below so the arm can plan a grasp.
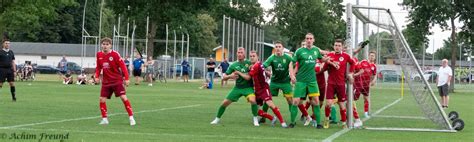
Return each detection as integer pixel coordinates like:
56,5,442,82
95,50,129,86
249,61,269,91
315,59,327,86
325,52,356,85
354,60,374,88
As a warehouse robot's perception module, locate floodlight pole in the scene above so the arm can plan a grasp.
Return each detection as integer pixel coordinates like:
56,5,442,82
81,0,87,67
165,24,169,79
262,30,265,60
227,17,231,62
181,32,184,78
186,33,189,61
146,16,149,57
354,0,359,50
236,20,240,61
126,18,130,56
173,30,177,79
222,15,226,61
232,18,236,61
98,0,104,40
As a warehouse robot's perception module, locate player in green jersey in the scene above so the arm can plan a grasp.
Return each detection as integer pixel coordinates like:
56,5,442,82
288,33,329,128
210,47,260,126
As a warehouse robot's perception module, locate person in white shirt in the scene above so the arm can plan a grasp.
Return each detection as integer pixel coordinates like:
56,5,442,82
436,59,452,109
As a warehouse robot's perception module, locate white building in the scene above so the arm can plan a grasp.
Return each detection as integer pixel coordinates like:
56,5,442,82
11,42,119,68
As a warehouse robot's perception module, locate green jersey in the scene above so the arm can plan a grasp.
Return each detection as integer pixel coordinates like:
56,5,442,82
263,54,292,83
293,46,323,83
225,59,253,89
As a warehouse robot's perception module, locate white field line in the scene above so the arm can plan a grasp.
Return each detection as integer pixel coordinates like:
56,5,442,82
0,104,201,129
372,115,428,120
322,98,403,142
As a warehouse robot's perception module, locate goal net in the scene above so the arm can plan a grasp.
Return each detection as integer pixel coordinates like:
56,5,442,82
345,4,454,132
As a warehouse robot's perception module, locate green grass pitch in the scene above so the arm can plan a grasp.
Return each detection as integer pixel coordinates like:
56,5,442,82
0,74,472,142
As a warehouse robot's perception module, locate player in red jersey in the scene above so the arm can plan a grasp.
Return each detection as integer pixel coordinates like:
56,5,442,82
322,39,356,128
353,51,377,119
95,37,135,126
242,51,287,127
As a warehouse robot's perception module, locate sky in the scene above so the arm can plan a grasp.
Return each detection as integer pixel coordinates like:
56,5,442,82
258,0,464,54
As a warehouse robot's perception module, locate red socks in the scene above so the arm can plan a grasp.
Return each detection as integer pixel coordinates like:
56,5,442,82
364,99,369,113
100,102,108,118
271,107,285,124
340,109,347,122
353,107,359,119
304,101,311,110
325,105,331,118
298,104,309,117
258,109,274,120
123,100,134,116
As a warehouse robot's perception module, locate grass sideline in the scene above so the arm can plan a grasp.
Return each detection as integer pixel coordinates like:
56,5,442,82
0,74,472,141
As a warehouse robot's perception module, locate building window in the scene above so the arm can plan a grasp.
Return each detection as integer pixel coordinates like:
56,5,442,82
41,56,47,59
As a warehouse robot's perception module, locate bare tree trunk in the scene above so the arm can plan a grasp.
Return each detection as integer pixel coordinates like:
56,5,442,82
449,16,456,93
147,21,157,58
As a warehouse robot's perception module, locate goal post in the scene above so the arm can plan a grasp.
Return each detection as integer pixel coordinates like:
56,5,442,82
345,3,455,132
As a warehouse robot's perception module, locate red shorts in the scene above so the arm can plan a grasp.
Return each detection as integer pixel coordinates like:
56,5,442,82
326,84,346,102
101,83,126,99
256,88,272,106
318,86,326,102
354,86,370,100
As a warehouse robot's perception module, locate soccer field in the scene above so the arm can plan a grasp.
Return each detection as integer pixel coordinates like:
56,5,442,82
0,75,472,142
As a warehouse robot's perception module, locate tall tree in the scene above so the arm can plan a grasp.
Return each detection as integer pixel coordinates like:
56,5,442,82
107,0,212,58
270,0,345,51
401,0,473,92
367,31,396,64
0,0,77,42
403,26,427,58
435,33,472,60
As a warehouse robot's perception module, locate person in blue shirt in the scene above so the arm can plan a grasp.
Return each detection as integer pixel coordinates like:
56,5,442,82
132,55,144,85
124,55,130,75
181,60,190,82
218,58,230,86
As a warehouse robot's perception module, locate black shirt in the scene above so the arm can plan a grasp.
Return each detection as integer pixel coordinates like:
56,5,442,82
207,61,216,72
0,49,15,68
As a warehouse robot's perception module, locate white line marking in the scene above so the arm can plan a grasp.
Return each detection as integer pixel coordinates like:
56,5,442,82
0,104,201,129
322,98,403,142
364,127,456,132
6,127,315,141
372,115,428,120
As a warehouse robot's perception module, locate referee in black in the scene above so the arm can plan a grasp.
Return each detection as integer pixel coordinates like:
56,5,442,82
0,38,17,101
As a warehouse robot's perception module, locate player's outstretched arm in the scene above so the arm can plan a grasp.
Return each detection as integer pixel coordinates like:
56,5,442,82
95,53,103,83
235,71,251,81
319,48,330,55
288,62,296,84
354,68,364,77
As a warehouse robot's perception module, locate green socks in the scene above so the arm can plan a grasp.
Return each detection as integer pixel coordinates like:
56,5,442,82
290,104,298,123
313,104,322,125
251,104,258,117
262,103,269,112
331,105,338,122
217,106,226,118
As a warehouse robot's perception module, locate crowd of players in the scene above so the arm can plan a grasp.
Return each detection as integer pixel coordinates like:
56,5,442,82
1,33,376,128
210,33,377,129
